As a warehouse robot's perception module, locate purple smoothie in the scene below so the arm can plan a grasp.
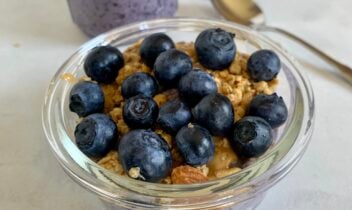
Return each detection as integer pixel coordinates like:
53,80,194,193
67,0,178,37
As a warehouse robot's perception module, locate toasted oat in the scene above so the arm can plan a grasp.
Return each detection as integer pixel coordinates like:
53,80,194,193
214,167,241,178
155,129,173,148
196,165,209,177
109,107,123,122
98,151,124,175
171,165,208,184
161,176,172,184
207,137,239,176
153,93,168,107
117,119,129,135
101,83,120,112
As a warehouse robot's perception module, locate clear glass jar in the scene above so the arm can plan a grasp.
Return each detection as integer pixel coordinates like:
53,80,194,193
67,0,178,37
42,18,315,210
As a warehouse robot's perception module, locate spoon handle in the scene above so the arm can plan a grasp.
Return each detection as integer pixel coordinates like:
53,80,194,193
256,25,352,85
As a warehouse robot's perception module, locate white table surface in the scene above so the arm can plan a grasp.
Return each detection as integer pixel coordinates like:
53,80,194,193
1,0,351,209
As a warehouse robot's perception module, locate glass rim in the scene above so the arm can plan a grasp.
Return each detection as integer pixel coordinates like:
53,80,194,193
42,18,315,200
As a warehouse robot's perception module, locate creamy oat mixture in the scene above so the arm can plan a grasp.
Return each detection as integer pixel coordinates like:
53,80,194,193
95,40,278,184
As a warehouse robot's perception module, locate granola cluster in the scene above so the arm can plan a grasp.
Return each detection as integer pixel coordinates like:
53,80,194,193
97,41,278,184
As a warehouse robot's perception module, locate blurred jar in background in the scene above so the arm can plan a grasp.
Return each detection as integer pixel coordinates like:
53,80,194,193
67,0,178,37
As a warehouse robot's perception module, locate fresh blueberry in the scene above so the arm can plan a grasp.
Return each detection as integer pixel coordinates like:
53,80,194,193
247,50,281,81
192,93,234,136
248,93,288,128
154,49,192,88
69,81,104,117
175,124,214,166
140,33,175,68
123,95,158,129
84,46,124,83
178,69,218,106
195,28,236,70
157,99,192,134
121,72,158,99
231,116,273,158
75,113,118,157
118,129,172,182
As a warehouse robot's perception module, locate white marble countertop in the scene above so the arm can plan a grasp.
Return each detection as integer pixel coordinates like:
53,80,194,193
0,0,351,209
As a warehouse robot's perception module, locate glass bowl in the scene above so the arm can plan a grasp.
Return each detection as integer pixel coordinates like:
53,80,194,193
42,18,314,210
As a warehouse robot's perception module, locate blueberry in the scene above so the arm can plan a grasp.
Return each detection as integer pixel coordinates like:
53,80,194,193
231,116,273,158
123,95,158,129
140,33,175,68
195,28,236,70
118,129,172,182
121,72,158,99
84,46,124,83
175,124,214,166
69,81,104,117
178,69,218,106
247,50,281,81
192,93,234,136
75,113,118,157
157,99,192,134
154,49,192,87
248,93,288,128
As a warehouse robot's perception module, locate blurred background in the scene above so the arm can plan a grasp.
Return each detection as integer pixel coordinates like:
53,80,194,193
0,0,351,209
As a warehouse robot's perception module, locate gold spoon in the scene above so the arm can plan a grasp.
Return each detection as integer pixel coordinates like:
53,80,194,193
212,0,352,85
